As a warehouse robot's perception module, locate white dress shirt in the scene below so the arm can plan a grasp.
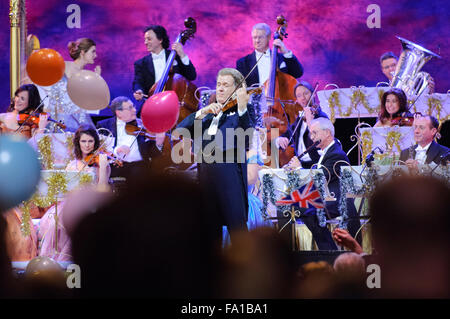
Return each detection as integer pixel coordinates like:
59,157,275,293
317,140,335,168
255,49,293,85
297,124,312,162
415,142,432,165
152,50,190,83
114,118,143,162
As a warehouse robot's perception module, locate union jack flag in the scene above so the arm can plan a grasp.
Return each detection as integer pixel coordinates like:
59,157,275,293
276,180,325,210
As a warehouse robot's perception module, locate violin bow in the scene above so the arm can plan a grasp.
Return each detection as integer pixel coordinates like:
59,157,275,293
286,82,320,147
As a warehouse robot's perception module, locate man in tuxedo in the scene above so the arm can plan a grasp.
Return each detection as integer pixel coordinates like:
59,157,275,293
288,118,361,250
236,23,303,87
96,96,164,181
176,68,254,241
132,25,197,102
400,115,449,169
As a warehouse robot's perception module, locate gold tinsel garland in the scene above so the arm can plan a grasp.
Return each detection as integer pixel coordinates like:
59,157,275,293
351,90,378,114
31,172,69,208
37,135,54,169
360,131,373,165
427,97,443,123
65,134,75,165
385,131,402,155
328,91,353,123
20,201,32,236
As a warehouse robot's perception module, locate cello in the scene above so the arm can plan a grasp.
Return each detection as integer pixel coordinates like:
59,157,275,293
263,15,302,167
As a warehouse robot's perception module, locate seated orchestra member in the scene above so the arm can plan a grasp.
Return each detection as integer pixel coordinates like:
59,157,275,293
275,81,328,168
132,25,197,102
236,23,303,88
38,124,110,261
374,88,412,127
286,118,361,250
380,51,435,93
0,84,48,138
96,96,164,181
176,68,255,241
400,115,449,169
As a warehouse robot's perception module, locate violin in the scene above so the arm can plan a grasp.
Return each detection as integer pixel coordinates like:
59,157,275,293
220,87,263,113
17,112,67,130
390,116,414,127
84,148,123,167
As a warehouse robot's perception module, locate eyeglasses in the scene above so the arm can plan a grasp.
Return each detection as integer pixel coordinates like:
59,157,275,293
120,105,135,111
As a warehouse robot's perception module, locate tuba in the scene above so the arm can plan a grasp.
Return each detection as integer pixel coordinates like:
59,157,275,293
390,36,440,102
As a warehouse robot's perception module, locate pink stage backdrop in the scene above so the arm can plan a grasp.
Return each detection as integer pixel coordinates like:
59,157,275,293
0,0,449,112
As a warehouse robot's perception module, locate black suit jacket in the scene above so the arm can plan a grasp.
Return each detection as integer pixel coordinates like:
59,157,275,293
399,141,449,165
132,49,197,94
176,106,254,227
236,51,303,87
316,141,355,218
96,117,161,162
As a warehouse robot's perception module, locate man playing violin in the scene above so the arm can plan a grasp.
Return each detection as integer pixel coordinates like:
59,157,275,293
132,25,197,103
275,81,328,168
96,96,165,182
236,23,303,87
176,68,255,241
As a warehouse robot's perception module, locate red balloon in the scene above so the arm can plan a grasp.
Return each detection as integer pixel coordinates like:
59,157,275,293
26,48,65,86
141,91,180,133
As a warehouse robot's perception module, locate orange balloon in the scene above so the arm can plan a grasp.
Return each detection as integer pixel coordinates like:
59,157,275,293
26,48,65,86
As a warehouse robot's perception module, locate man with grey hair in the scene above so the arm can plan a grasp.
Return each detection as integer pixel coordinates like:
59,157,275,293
287,118,361,249
96,96,165,182
236,22,303,87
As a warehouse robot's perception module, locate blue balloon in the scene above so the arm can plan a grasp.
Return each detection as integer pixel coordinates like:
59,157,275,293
0,134,41,212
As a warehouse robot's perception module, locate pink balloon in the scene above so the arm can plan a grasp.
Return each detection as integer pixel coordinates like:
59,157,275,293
67,70,110,110
141,91,180,133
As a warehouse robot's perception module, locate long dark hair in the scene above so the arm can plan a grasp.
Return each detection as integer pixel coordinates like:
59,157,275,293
73,124,100,160
8,84,42,114
379,88,408,124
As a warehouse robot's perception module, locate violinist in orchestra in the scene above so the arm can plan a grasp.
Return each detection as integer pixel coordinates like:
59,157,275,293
374,88,413,127
96,96,165,181
176,68,255,240
236,22,303,87
380,51,435,93
275,81,328,168
0,84,49,139
38,124,110,261
400,115,449,170
132,25,197,102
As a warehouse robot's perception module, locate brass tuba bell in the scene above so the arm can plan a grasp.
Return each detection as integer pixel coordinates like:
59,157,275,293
390,36,440,102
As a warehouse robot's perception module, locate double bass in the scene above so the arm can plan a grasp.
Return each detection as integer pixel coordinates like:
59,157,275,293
146,18,199,167
148,17,198,124
263,15,302,167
